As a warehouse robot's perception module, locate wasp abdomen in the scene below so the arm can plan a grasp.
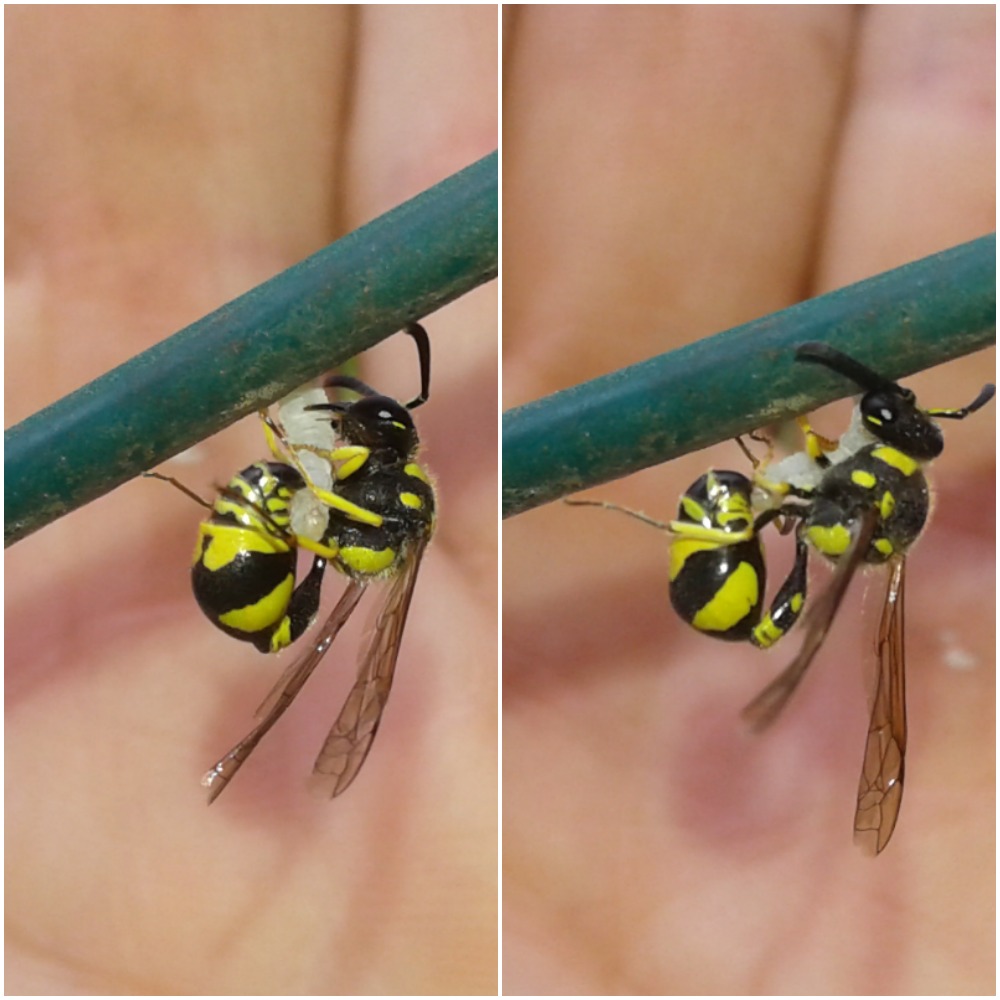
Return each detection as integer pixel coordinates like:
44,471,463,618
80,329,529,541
668,470,766,641
191,461,321,653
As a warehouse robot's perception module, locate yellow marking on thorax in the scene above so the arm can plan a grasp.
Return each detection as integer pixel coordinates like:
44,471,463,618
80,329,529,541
872,446,919,476
404,462,431,485
338,545,397,576
874,538,894,557
806,522,853,557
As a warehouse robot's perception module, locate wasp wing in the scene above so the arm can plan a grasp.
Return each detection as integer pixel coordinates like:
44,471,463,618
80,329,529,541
312,534,430,798
203,579,368,804
742,507,877,731
853,555,907,855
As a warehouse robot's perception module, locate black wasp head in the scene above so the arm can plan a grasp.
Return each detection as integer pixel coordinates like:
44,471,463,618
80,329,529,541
339,394,418,459
796,342,948,459
306,374,420,460
858,384,944,459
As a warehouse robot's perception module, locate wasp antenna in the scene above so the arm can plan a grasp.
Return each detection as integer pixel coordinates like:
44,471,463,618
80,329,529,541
303,400,350,416
927,382,996,420
403,322,431,410
320,374,379,399
795,343,890,393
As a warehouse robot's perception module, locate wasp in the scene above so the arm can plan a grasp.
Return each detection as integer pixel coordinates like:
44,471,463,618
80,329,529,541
740,342,993,852
570,469,805,645
150,323,436,801
567,343,994,853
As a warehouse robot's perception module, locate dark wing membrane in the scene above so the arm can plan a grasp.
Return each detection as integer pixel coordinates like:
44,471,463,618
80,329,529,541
312,535,430,798
853,556,907,855
742,508,878,731
202,580,368,804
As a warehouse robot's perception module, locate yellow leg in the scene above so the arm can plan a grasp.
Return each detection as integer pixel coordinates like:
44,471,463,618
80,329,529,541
258,412,382,527
259,411,289,462
296,535,341,560
669,520,754,544
797,415,837,460
328,445,371,480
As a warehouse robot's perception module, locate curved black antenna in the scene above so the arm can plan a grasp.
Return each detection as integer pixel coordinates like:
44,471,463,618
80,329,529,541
306,323,431,412
321,375,379,398
303,376,377,416
403,322,431,410
795,342,891,393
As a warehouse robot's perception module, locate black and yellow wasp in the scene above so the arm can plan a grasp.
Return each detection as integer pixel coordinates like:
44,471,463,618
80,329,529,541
568,342,993,853
150,323,436,801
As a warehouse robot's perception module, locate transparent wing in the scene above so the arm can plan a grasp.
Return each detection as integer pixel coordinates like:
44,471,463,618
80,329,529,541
853,556,907,855
742,508,878,731
312,535,430,798
202,580,368,804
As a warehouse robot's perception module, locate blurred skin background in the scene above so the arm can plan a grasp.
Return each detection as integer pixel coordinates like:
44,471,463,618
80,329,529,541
6,7,497,994
503,6,994,995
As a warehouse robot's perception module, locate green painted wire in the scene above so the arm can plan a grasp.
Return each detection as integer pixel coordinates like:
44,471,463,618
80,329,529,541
503,234,995,519
5,152,498,547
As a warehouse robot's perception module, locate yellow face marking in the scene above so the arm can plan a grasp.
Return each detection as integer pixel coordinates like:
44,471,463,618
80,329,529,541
399,491,423,510
872,446,919,477
874,538,894,556
691,561,759,633
879,491,896,519
851,469,877,489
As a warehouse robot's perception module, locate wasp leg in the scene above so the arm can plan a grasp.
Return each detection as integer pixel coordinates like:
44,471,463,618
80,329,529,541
735,431,774,471
143,470,212,509
259,412,384,528
264,555,328,653
328,445,371,481
750,533,810,651
797,415,837,466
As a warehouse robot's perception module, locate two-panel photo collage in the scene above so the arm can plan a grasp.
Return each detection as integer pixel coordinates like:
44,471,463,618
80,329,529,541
4,6,995,997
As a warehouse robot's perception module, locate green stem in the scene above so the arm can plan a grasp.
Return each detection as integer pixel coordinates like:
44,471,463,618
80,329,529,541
503,234,995,518
5,152,498,546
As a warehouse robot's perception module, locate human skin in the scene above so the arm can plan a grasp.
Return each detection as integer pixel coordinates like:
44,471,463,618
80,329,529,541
503,7,994,995
5,8,497,995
